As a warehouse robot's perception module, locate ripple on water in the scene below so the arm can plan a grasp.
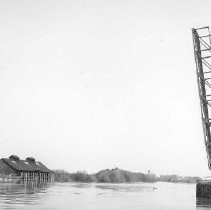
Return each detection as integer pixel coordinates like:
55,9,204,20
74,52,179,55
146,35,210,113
0,183,52,209
0,182,198,210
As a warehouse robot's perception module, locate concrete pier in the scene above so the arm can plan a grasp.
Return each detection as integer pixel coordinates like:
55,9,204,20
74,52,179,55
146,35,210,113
196,181,211,198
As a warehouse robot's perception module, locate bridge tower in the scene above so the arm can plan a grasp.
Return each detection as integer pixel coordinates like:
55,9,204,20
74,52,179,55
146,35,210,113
192,26,211,199
193,26,211,169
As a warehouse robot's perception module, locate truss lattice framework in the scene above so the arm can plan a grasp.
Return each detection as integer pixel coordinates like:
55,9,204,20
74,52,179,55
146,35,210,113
193,26,211,169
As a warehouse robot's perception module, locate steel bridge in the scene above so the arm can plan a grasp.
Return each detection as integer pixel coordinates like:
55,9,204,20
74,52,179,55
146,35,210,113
192,26,211,169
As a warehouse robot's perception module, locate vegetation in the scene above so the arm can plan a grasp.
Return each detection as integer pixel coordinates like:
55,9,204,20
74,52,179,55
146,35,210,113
54,168,156,183
95,168,156,183
158,174,201,183
54,170,92,182
54,168,201,184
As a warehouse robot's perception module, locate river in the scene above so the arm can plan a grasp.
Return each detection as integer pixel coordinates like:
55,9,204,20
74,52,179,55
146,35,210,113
0,182,208,209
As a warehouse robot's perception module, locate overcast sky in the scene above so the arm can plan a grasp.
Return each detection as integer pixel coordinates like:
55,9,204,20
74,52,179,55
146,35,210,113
0,0,211,176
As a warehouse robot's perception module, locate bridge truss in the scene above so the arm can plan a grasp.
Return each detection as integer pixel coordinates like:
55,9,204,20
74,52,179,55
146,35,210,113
193,26,211,169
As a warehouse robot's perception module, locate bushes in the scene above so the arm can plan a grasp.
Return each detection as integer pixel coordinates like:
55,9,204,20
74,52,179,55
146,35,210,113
71,171,92,182
54,168,153,183
54,170,92,183
54,168,200,183
94,168,156,183
158,175,201,183
54,170,73,182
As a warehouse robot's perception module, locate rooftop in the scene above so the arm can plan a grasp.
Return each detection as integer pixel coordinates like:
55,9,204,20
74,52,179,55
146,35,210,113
2,155,52,173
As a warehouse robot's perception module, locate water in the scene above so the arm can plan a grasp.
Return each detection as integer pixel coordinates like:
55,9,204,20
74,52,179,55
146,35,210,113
0,182,207,210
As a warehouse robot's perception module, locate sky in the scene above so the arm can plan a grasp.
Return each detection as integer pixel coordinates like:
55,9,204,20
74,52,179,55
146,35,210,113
0,0,211,177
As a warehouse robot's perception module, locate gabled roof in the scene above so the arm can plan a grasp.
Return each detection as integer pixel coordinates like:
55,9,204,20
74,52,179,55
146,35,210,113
26,160,51,173
2,158,51,173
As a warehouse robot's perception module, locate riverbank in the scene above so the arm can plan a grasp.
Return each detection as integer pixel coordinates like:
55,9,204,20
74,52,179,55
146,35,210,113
54,168,156,183
54,168,201,183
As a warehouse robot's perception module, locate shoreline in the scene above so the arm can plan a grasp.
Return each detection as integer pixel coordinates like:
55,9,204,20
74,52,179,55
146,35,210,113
54,168,201,184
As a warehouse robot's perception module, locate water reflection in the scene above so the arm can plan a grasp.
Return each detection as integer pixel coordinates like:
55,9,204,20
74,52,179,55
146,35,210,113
71,182,156,193
94,184,155,192
0,183,52,209
0,182,198,210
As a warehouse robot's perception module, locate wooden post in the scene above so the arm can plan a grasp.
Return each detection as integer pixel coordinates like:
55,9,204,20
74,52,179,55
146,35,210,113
21,172,23,183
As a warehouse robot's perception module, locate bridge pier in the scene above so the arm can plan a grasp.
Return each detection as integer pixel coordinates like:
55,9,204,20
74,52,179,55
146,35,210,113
196,181,211,198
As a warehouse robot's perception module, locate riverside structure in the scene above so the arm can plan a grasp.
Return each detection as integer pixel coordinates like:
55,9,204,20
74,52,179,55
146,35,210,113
0,155,54,183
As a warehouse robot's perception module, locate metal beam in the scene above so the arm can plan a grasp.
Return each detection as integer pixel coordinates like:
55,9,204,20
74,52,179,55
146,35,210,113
192,27,211,169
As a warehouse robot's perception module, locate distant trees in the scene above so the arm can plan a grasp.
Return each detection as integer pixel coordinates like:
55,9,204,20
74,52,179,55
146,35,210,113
158,174,201,183
95,168,155,183
54,170,92,183
53,168,201,183
54,168,157,183
54,170,72,182
71,171,92,182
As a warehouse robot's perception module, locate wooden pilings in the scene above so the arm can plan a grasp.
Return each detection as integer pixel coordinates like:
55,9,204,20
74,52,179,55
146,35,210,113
20,171,54,183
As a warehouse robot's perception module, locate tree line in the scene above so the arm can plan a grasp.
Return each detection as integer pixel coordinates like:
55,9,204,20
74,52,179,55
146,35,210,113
54,168,201,183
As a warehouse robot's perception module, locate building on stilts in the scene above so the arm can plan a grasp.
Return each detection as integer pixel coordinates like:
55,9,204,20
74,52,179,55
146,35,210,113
0,155,54,183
